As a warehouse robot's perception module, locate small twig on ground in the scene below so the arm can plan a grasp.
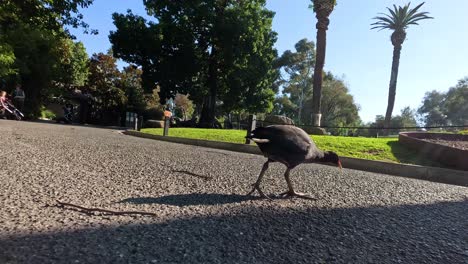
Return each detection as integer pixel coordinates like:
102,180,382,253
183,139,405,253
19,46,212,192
55,200,157,217
172,169,213,180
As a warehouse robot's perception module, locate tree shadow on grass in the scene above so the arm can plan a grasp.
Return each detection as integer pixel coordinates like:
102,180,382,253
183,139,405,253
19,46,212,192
119,193,256,207
387,141,446,168
1,200,467,263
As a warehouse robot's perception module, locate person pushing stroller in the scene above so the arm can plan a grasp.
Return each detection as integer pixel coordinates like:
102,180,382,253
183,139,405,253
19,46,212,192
0,91,24,120
0,91,8,118
12,84,25,112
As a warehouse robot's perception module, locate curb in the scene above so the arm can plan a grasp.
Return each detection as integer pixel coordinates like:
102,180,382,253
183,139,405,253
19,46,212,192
123,130,468,187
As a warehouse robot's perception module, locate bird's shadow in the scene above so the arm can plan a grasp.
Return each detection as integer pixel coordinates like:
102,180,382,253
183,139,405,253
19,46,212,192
118,193,257,207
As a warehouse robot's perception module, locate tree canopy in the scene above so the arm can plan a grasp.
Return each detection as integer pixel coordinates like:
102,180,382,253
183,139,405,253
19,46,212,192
272,39,360,131
1,0,96,34
275,39,316,123
0,0,95,116
110,0,278,126
418,77,468,127
302,73,361,133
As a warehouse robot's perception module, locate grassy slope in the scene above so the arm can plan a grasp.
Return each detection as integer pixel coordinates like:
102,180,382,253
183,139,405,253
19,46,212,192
141,128,438,166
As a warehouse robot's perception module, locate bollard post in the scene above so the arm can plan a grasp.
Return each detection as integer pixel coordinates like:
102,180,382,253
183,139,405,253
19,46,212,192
137,116,143,131
245,114,256,144
163,116,170,136
134,114,139,131
126,112,133,128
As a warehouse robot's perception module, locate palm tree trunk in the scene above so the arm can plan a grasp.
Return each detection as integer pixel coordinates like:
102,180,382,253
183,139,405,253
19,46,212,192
384,44,402,129
312,15,330,127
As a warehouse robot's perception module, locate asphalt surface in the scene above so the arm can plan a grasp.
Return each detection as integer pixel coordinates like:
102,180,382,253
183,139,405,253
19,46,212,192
0,120,467,264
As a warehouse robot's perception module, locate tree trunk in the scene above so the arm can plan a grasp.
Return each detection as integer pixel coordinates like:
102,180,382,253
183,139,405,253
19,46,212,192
311,14,330,127
383,44,402,129
22,76,43,118
198,49,218,127
197,0,227,128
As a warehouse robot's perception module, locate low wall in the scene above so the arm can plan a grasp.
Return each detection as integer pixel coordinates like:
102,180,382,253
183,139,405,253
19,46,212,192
399,132,468,171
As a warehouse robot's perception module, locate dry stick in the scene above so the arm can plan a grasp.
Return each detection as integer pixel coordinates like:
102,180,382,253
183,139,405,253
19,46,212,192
56,200,157,217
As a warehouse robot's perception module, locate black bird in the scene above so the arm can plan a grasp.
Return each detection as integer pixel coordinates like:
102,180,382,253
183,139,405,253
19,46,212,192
246,125,342,199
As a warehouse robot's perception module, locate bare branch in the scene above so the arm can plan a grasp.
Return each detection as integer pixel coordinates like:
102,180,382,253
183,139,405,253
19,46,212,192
55,200,157,217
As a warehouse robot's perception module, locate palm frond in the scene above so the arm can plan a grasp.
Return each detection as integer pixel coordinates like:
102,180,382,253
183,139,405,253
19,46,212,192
371,2,432,31
406,2,425,18
386,6,397,19
371,16,394,25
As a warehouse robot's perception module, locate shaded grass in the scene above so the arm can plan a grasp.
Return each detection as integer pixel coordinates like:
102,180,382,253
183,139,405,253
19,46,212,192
141,128,438,166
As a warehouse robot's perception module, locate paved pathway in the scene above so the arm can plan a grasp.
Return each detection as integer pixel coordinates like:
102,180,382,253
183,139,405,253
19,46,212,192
0,120,467,263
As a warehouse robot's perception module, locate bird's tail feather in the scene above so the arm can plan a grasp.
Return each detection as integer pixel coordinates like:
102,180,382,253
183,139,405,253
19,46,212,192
246,127,270,143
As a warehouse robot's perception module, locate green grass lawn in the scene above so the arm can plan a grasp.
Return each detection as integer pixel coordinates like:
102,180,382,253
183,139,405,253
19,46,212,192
141,128,439,167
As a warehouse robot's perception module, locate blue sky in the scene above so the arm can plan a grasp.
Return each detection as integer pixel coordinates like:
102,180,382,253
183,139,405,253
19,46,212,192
69,0,468,122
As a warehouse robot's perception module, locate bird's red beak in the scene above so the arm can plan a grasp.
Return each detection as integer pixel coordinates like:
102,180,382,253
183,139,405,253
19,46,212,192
338,160,342,170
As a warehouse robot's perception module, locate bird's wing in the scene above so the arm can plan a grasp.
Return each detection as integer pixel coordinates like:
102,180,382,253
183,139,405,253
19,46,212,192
252,125,314,156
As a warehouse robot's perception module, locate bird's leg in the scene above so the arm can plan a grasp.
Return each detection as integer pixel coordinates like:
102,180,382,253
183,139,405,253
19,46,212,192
246,161,270,199
278,168,316,200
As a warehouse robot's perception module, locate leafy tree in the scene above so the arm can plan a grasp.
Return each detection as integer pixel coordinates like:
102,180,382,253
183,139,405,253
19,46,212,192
174,93,194,121
0,0,95,117
272,38,360,129
142,86,164,121
444,78,468,126
0,0,96,34
120,65,145,112
145,86,162,110
371,2,432,129
394,106,418,128
0,42,15,77
110,11,164,93
86,52,126,124
271,95,298,119
52,39,89,90
303,74,360,133
310,0,336,126
367,107,418,136
111,0,277,127
417,90,448,127
272,71,360,132
417,77,468,127
5,25,64,116
276,39,316,123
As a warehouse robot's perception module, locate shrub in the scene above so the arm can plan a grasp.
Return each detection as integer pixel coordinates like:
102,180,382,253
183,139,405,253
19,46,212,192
143,107,164,121
40,106,56,120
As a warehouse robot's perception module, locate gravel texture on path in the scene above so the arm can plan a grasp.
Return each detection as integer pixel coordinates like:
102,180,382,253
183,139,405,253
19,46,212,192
1,120,467,264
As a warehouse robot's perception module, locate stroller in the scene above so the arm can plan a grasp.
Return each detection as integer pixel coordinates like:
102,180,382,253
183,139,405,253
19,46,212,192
55,103,75,124
63,103,74,123
0,98,24,121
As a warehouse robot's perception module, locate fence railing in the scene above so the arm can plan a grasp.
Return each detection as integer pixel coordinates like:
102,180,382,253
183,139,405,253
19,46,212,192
253,117,467,130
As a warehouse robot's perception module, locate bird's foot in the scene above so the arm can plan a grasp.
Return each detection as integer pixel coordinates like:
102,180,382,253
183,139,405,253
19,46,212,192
246,184,271,200
277,191,316,200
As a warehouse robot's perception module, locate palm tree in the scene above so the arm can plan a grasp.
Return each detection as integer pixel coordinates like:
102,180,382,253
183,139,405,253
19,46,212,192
371,2,432,129
311,0,336,127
